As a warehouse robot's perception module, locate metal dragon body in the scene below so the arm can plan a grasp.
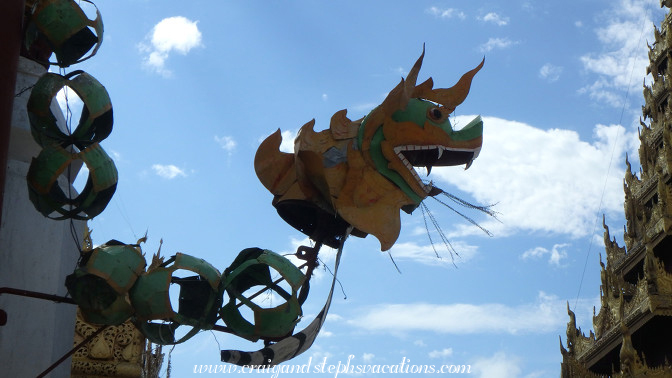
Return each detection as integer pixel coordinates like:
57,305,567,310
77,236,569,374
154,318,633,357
256,49,484,250
7,36,486,371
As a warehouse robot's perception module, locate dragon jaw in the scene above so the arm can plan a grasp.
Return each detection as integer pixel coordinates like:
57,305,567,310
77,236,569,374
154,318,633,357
363,99,483,204
394,142,481,189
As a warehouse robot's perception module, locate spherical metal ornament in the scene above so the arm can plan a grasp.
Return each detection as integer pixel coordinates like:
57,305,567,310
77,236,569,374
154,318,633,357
25,0,104,67
27,143,117,220
130,253,222,345
27,71,112,150
66,241,146,325
220,248,306,342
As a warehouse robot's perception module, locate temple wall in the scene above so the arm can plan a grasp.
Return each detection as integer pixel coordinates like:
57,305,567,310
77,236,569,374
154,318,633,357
0,56,84,378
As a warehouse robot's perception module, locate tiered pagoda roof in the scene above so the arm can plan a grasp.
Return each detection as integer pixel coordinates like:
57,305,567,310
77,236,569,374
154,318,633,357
560,2,672,376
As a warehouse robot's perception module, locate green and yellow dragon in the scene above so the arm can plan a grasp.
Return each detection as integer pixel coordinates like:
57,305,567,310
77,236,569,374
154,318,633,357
256,47,484,251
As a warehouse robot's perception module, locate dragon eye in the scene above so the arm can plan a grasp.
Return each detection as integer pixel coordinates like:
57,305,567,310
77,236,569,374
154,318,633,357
428,107,444,121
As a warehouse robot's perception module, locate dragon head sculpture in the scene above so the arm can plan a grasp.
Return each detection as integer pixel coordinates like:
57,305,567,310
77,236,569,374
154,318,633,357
255,48,484,251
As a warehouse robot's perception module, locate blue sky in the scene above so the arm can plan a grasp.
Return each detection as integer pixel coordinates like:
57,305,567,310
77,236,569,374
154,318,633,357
57,0,668,377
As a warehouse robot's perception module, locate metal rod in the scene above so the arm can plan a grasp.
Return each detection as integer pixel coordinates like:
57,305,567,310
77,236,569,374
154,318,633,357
236,261,308,308
212,262,312,333
0,287,76,304
36,324,108,378
212,324,233,334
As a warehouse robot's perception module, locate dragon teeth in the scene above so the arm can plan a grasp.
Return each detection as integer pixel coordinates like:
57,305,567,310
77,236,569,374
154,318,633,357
465,159,473,170
394,145,441,194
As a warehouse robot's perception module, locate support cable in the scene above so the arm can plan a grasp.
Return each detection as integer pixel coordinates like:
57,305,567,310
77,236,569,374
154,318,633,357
572,0,656,312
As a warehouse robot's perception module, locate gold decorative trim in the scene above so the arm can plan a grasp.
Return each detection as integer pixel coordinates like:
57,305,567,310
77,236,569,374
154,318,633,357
71,309,145,378
561,7,672,376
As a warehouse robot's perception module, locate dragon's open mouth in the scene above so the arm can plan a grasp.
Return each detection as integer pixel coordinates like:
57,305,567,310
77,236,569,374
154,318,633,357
394,145,480,194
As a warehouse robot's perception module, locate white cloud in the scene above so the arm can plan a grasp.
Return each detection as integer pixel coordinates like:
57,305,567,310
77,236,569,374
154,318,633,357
429,348,453,359
362,353,375,362
549,247,568,266
249,290,287,309
539,63,563,82
285,236,337,265
308,347,333,364
152,164,186,179
258,129,298,154
479,37,517,52
109,150,123,162
140,16,203,77
55,86,83,125
278,237,338,282
322,93,328,101
214,135,236,154
388,240,478,268
480,12,509,26
279,129,298,153
433,116,637,239
521,247,547,259
326,313,343,322
426,7,466,20
579,0,663,106
471,352,522,378
521,243,569,267
350,102,380,113
349,292,565,335
73,164,89,192
524,371,551,378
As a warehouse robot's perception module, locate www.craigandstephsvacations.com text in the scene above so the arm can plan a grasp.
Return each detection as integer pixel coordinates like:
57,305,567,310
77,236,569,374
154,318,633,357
194,356,471,376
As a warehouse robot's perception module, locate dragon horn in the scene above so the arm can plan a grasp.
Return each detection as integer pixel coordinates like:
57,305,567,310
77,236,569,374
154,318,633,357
405,44,425,93
419,57,484,111
363,47,427,153
381,45,425,115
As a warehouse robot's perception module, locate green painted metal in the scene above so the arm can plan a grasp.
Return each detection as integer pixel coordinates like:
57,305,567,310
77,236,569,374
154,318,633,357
129,253,223,345
173,253,221,291
138,322,201,346
26,0,103,67
65,240,145,325
26,143,71,195
358,98,483,204
78,290,134,326
27,143,117,220
220,248,306,342
27,71,112,149
130,269,172,320
82,241,146,293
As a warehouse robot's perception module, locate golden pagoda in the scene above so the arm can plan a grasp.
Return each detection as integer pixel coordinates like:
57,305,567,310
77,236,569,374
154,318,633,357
560,1,672,376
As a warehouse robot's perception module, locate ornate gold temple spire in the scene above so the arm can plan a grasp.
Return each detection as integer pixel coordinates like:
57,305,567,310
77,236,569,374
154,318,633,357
561,2,672,376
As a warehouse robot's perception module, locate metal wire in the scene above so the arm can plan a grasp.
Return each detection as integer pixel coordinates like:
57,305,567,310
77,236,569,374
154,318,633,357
573,0,657,313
